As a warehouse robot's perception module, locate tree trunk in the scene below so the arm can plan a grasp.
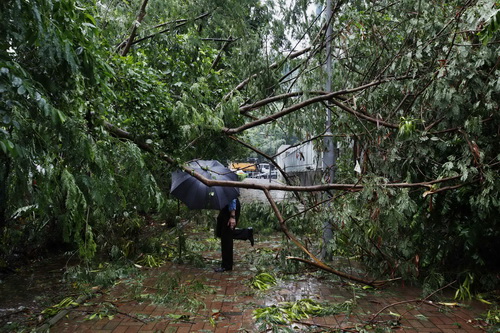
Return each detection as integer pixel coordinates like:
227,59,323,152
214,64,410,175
0,155,10,229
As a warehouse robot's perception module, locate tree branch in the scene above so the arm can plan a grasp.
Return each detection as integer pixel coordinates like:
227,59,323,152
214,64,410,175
102,121,466,195
211,36,234,70
100,120,475,288
119,0,149,56
118,12,211,49
216,47,312,109
286,256,387,287
329,99,399,129
262,188,386,288
239,91,332,114
102,120,469,196
224,77,406,134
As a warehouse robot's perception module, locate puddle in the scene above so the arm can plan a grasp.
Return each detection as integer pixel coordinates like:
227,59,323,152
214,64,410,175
263,275,343,306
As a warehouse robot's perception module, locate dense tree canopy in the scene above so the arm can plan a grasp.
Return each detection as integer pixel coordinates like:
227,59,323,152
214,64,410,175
1,0,499,292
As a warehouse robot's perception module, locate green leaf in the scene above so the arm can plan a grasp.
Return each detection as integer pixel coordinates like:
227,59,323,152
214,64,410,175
0,141,6,154
57,110,67,123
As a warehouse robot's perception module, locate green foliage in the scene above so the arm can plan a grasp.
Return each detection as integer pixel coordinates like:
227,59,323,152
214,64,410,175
1,0,499,299
477,1,500,44
253,298,353,326
41,297,79,317
250,272,277,290
86,302,116,321
483,306,500,330
0,0,149,260
455,273,474,301
137,254,165,268
283,0,500,293
0,0,271,263
130,272,214,312
240,202,278,234
398,117,419,139
65,262,139,289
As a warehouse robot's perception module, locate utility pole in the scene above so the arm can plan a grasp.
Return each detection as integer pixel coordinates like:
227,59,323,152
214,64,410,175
321,0,336,260
324,0,335,179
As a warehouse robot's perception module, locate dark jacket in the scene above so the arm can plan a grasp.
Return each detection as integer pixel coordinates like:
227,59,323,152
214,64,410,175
216,198,240,238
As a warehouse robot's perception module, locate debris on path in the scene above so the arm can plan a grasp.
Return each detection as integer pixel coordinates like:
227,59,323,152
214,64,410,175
47,230,492,333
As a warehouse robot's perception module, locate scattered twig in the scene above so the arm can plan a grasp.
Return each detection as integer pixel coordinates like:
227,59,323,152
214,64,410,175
36,292,97,332
115,308,148,324
293,320,361,332
69,306,148,324
0,307,30,319
369,280,456,323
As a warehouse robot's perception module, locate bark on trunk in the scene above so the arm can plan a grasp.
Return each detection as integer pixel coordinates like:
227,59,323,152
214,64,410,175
0,155,11,229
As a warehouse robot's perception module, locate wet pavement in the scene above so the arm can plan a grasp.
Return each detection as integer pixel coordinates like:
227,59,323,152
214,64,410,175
1,182,495,332
0,255,74,331
49,230,492,333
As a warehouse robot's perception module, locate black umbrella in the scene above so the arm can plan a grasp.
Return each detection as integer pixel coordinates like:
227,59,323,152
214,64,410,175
170,160,240,210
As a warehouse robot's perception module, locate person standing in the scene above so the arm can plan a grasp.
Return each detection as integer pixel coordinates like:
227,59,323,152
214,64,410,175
214,198,254,272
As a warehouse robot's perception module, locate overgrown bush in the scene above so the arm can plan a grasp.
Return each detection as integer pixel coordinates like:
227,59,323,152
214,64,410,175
239,202,278,234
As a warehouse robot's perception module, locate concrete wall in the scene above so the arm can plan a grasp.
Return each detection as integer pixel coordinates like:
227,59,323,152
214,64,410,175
277,141,322,172
277,142,324,185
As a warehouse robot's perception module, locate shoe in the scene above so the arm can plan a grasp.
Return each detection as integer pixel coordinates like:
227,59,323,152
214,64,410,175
248,227,254,247
214,267,231,272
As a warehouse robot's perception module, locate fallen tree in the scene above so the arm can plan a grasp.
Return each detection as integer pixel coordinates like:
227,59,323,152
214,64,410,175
2,0,499,293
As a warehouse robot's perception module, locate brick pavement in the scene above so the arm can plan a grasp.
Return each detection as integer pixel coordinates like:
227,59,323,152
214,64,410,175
50,234,492,333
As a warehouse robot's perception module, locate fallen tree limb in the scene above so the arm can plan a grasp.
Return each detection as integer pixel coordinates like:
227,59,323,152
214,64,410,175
101,119,469,287
104,120,465,194
239,91,327,113
168,170,462,193
263,188,387,288
286,256,387,288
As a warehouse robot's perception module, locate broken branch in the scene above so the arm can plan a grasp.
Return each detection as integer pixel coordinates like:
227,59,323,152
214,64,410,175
119,0,149,56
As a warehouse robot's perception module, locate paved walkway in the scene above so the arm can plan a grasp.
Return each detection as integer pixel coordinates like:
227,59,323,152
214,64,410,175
50,232,492,333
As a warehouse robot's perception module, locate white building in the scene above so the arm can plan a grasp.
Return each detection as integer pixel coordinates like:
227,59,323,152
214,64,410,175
276,141,324,185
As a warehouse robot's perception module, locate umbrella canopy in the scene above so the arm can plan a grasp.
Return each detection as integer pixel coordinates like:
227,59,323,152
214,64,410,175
170,160,240,210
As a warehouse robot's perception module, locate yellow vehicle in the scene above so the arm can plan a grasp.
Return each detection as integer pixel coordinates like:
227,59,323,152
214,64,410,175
230,162,257,172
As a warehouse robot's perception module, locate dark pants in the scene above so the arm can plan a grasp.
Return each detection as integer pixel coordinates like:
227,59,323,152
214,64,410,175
216,200,251,270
